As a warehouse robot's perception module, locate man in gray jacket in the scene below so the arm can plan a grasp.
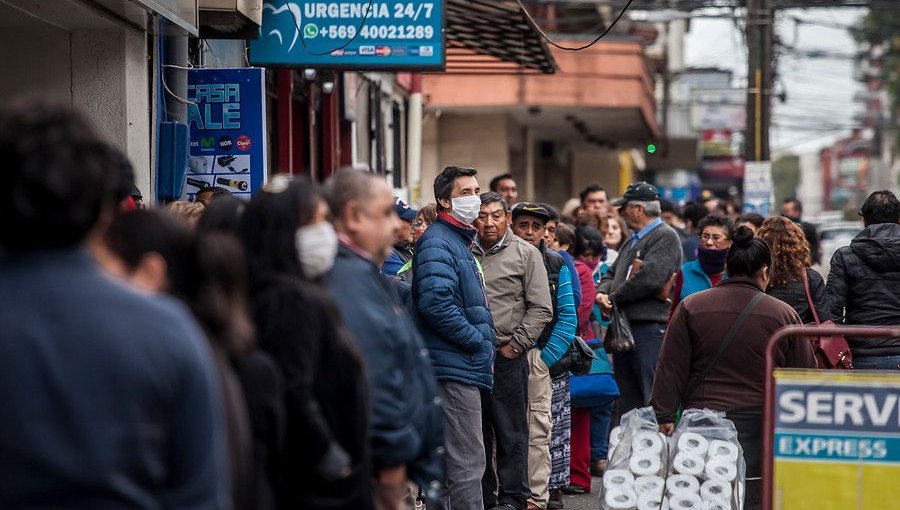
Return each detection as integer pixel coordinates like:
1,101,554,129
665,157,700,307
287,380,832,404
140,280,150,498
597,182,683,417
474,192,553,510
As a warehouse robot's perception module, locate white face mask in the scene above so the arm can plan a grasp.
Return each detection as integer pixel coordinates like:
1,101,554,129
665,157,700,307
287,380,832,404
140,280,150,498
295,222,338,279
449,195,482,225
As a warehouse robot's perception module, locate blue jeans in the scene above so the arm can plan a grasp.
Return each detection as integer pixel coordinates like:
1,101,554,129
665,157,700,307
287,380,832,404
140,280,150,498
852,355,900,370
612,321,665,417
589,401,615,462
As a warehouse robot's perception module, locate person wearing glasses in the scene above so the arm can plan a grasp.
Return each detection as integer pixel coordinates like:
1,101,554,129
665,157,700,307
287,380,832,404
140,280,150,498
381,197,419,277
668,215,735,318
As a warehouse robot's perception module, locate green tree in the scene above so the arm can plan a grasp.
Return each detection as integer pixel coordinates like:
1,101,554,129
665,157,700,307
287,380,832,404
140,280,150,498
851,11,900,150
772,154,800,206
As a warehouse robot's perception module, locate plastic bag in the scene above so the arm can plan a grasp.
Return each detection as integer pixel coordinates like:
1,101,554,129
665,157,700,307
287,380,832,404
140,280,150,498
600,407,670,510
604,305,634,353
664,409,746,510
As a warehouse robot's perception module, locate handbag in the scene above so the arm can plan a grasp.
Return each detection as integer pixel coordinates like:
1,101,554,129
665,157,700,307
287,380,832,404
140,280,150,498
604,304,634,353
802,269,853,369
549,336,595,378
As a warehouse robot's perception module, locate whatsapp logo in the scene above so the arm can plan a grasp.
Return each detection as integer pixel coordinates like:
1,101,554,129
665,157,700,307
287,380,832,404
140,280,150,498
304,23,318,38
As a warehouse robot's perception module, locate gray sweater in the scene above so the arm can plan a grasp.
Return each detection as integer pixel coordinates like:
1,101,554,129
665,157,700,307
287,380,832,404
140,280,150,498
598,221,683,323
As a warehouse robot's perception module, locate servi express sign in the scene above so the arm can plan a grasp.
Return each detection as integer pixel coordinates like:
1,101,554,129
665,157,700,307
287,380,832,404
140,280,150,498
249,1,445,69
773,370,900,509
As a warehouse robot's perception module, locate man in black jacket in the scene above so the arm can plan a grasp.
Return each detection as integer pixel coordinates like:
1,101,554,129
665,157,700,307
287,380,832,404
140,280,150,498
324,170,445,508
826,190,900,369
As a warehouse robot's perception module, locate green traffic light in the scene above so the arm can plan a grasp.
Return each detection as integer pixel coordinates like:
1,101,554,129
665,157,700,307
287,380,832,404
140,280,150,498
647,143,657,154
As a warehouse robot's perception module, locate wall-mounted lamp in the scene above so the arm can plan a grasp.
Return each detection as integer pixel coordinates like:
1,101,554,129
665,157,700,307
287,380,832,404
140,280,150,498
303,68,317,80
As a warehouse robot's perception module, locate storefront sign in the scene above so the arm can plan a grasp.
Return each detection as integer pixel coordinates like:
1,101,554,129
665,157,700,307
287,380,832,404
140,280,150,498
249,1,444,69
742,160,772,215
773,370,900,509
185,68,267,200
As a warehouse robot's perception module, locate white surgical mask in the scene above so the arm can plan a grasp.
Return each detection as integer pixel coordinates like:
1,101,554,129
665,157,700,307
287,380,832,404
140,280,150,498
449,195,482,225
295,222,338,279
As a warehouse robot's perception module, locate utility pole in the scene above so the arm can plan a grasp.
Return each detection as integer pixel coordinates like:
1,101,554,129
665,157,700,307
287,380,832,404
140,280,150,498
744,0,773,163
742,0,775,214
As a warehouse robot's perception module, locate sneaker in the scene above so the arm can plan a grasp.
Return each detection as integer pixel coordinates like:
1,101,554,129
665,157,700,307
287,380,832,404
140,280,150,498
548,489,564,509
561,484,587,495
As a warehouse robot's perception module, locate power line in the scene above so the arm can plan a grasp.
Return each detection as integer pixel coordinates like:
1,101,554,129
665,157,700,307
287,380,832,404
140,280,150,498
515,0,635,51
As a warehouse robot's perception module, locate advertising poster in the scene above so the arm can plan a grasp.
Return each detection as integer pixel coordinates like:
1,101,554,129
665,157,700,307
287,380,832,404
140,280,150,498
249,1,445,69
773,370,900,509
742,161,772,215
185,68,267,200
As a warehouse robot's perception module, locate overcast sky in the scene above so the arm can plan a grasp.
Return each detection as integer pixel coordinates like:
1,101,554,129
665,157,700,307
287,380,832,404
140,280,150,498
683,7,866,155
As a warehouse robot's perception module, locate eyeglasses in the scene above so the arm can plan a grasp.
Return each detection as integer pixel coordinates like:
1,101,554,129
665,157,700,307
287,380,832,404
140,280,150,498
701,233,729,242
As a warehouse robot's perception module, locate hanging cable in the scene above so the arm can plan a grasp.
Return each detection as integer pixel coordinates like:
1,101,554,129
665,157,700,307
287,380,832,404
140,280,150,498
284,0,375,56
514,0,634,52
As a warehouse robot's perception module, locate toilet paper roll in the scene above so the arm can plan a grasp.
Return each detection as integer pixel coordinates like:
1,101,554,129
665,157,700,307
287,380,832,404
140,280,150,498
610,426,623,449
634,475,666,499
605,487,638,510
633,430,665,455
666,474,700,496
707,440,739,463
705,459,737,482
603,469,635,489
673,452,705,476
677,432,709,456
638,495,663,510
630,453,663,477
700,479,732,502
701,500,730,510
668,492,703,510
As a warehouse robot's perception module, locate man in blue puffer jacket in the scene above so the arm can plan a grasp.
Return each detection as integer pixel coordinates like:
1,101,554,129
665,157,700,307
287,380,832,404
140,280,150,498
413,166,495,510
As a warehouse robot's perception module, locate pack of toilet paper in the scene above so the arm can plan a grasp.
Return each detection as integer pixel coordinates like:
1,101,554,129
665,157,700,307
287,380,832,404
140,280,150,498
601,408,670,510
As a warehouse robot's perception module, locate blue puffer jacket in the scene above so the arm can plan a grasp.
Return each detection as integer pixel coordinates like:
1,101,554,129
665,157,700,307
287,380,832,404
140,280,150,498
413,214,495,391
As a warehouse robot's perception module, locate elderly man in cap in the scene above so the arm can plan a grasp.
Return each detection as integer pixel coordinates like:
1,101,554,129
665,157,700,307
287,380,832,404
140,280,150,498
597,182,682,417
382,197,419,276
510,203,578,510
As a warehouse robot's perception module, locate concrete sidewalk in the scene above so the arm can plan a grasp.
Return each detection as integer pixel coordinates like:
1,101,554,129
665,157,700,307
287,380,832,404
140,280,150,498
559,477,601,510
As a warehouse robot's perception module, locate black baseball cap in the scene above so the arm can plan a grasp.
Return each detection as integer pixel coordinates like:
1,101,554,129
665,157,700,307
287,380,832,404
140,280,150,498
511,202,551,222
611,182,659,207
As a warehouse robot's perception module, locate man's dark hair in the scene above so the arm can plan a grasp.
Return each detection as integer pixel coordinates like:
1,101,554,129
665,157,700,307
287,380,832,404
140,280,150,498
783,198,803,215
434,166,477,211
859,190,900,226
736,213,765,229
697,214,736,239
196,187,231,202
323,169,378,219
682,202,708,229
660,199,681,218
726,226,772,277
489,173,515,192
555,223,575,248
541,203,560,223
0,104,125,253
479,191,508,213
579,183,606,204
197,195,245,236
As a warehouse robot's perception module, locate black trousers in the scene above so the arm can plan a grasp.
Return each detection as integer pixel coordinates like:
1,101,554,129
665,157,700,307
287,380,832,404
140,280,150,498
481,353,529,509
727,410,763,510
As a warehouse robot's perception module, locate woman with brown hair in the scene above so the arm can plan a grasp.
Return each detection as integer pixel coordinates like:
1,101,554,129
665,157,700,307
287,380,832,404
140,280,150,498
757,216,827,323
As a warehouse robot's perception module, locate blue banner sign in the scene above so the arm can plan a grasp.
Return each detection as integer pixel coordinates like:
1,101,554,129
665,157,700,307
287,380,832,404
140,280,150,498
185,68,268,200
249,1,445,69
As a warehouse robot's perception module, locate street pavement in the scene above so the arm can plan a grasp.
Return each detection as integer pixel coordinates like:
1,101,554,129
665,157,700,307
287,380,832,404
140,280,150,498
560,477,601,510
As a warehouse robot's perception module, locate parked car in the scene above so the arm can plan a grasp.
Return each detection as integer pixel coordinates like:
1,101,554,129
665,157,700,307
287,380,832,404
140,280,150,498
817,221,863,278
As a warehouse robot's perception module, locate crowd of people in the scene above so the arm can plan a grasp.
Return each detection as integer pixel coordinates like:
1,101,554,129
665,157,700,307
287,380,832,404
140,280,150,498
2,104,900,510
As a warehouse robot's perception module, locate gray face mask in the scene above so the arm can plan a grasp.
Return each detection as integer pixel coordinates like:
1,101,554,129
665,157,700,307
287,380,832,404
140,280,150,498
449,195,482,225
295,222,338,279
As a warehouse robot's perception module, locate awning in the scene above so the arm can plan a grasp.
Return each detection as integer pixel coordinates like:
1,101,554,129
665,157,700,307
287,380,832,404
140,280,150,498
443,0,557,74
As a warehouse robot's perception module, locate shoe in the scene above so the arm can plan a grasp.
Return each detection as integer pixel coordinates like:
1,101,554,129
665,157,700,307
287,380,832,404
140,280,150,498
590,459,608,477
547,489,564,509
560,484,587,495
527,503,543,510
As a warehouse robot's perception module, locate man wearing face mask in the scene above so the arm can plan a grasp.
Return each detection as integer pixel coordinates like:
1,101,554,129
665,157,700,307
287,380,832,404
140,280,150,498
413,166,495,510
324,170,445,510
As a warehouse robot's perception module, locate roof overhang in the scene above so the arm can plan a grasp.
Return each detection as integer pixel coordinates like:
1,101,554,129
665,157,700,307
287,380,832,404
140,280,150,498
442,0,557,75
